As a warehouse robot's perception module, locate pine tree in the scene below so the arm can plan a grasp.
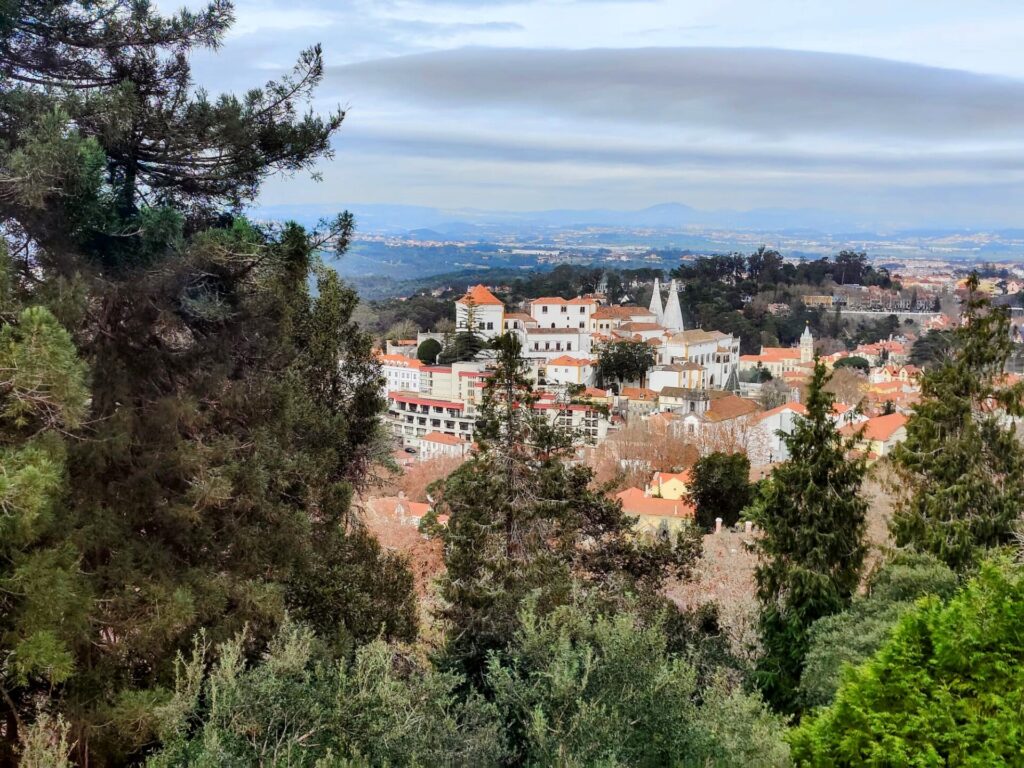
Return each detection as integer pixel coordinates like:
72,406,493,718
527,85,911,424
889,274,1024,572
753,360,867,714
0,247,90,761
427,333,700,683
1,4,416,762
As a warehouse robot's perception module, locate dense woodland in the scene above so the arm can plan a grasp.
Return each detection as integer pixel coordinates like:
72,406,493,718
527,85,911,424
362,255,917,356
2,2,1024,766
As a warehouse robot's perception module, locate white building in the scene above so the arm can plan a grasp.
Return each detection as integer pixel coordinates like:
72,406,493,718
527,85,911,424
529,296,599,329
378,353,424,395
544,355,597,387
419,431,472,461
659,329,740,390
525,327,591,362
456,284,505,339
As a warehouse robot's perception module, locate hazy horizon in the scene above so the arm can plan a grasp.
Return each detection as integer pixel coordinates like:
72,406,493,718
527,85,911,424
186,0,1024,229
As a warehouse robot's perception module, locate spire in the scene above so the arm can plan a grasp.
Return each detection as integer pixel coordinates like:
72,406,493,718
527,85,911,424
648,277,664,324
800,322,814,363
663,279,684,331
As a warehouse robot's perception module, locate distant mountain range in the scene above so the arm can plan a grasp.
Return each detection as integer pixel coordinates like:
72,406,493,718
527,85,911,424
251,201,1005,239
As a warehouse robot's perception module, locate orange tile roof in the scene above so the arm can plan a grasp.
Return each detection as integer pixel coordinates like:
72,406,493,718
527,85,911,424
377,353,425,368
754,402,808,422
591,305,651,320
620,322,664,332
621,387,659,401
530,296,595,305
457,284,504,306
583,386,608,397
650,469,693,485
705,394,760,422
547,355,593,367
422,431,468,446
841,412,907,441
616,487,695,518
755,347,803,362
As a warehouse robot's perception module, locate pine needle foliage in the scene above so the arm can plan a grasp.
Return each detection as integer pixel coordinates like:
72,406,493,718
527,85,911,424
889,274,1024,572
753,360,868,715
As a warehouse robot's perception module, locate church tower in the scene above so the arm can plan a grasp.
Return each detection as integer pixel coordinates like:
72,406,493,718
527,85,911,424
800,323,814,363
648,277,664,324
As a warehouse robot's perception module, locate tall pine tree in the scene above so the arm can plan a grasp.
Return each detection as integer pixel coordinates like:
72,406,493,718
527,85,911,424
753,360,867,714
427,333,700,683
1,2,415,763
889,274,1024,572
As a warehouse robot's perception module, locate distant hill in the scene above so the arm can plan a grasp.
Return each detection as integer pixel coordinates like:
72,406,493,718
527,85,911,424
252,200,998,238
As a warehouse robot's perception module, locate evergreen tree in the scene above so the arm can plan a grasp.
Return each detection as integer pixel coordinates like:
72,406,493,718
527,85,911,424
1,3,416,762
438,299,484,363
752,360,868,714
426,333,700,683
690,451,751,531
0,248,90,760
595,339,656,388
889,275,1024,572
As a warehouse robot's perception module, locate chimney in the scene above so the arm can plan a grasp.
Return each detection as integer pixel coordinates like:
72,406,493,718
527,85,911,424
715,517,723,534
744,520,753,534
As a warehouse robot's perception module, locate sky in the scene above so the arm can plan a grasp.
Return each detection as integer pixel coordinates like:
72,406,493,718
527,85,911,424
185,0,1024,229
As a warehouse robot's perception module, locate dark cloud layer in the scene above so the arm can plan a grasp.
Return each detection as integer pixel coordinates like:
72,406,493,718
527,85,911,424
331,47,1024,143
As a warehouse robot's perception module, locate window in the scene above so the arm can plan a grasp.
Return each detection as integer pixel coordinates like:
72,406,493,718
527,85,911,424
542,306,548,313
534,343,539,351
579,307,585,313
579,322,585,328
567,342,572,351
561,306,567,314
486,322,494,330
545,342,550,350
555,342,562,351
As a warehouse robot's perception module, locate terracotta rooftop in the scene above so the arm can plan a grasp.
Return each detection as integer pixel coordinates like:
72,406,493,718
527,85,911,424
422,431,468,446
841,412,907,441
621,387,658,401
547,355,593,367
457,284,504,306
616,487,695,518
704,394,760,422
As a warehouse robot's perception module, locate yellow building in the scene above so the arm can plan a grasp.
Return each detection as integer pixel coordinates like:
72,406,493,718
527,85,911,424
644,470,693,500
616,487,696,537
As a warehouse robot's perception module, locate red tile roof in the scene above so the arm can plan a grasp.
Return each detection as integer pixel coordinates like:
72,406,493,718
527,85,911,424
547,355,593,367
458,284,504,306
841,412,907,441
422,431,468,446
616,487,695,518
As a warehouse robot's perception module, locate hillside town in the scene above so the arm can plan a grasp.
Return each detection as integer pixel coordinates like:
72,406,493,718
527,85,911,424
375,278,951,470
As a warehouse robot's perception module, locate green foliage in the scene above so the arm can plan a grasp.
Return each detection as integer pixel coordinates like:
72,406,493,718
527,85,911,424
752,361,868,714
438,330,484,364
890,275,1024,572
909,329,954,368
429,334,700,683
18,712,75,768
149,621,506,767
798,550,958,710
791,559,1024,766
595,339,656,387
1,4,417,761
832,356,869,372
416,337,442,364
0,262,91,761
488,599,790,768
690,452,752,531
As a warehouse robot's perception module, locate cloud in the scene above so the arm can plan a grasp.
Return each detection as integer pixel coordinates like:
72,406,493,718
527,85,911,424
330,47,1024,145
